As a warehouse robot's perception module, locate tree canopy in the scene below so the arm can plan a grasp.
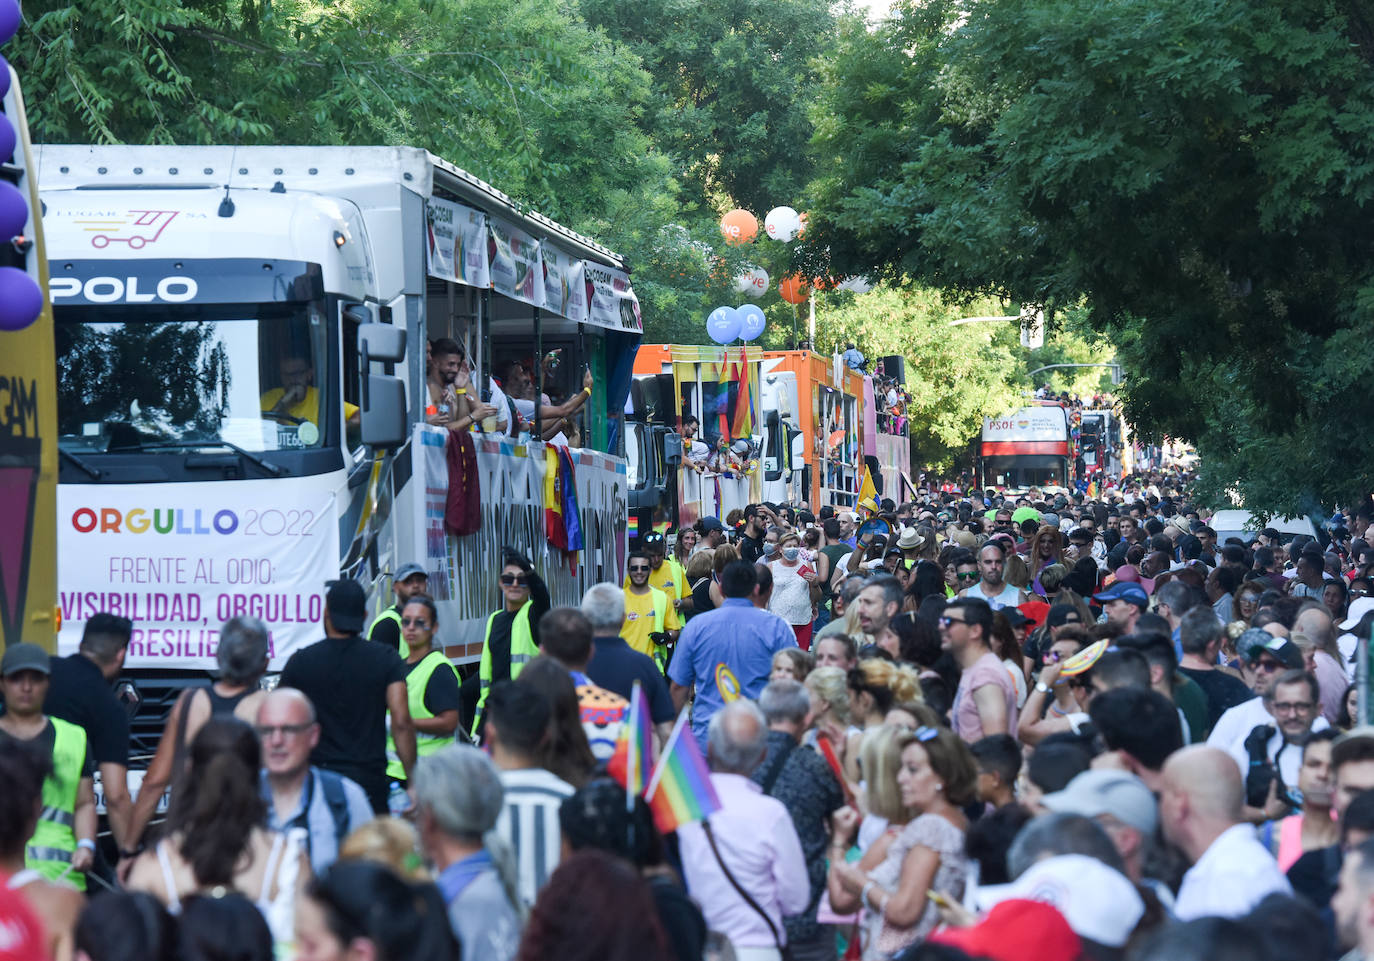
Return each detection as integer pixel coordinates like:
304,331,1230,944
807,0,1374,512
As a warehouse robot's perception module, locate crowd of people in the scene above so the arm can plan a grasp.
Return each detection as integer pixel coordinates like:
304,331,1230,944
8,474,1374,961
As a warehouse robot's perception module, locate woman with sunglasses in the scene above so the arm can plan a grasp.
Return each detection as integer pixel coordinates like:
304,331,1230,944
473,552,549,732
386,596,463,791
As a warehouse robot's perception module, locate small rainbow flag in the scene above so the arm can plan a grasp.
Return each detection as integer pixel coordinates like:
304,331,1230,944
732,345,753,440
607,681,652,800
645,710,721,834
628,514,640,539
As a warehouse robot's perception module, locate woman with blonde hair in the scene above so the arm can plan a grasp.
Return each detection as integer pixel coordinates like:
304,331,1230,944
844,659,922,783
1027,527,1064,595
340,818,428,880
685,548,716,617
1003,552,1030,591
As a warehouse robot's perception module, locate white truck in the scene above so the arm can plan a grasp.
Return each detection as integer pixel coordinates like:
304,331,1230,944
38,145,638,757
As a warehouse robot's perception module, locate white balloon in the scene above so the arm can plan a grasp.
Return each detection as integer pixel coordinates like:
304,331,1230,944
838,275,874,294
742,266,769,299
764,206,802,242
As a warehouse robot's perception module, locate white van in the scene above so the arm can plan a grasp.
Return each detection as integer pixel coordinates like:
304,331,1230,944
1209,509,1319,545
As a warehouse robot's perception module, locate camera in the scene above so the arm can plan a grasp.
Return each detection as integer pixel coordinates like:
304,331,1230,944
1244,724,1300,809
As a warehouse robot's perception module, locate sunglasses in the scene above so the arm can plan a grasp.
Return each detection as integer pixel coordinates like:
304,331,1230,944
500,574,527,586
401,617,430,628
628,565,650,573
1253,659,1284,672
938,615,967,627
956,572,979,581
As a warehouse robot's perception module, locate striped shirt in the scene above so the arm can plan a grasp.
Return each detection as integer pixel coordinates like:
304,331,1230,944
494,767,575,907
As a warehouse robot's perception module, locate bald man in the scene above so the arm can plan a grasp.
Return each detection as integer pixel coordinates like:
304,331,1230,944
257,688,373,874
1160,745,1292,920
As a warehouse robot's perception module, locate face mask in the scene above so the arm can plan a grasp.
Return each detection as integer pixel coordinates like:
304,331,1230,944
763,542,779,556
782,547,800,562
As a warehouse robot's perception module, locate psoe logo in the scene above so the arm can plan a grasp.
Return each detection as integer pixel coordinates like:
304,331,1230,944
73,209,179,249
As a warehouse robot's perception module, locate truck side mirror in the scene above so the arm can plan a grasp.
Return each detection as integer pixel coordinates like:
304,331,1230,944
663,431,683,463
358,321,406,363
360,375,406,448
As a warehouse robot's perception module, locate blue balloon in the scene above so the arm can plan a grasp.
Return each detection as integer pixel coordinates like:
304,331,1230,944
737,304,766,341
0,266,41,331
706,305,742,344
0,180,26,239
0,57,10,100
0,116,14,166
0,0,17,45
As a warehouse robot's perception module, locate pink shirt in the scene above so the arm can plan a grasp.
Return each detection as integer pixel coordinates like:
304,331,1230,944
953,651,1019,742
678,773,810,947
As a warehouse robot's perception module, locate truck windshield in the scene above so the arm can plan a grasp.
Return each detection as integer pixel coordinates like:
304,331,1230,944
55,302,332,454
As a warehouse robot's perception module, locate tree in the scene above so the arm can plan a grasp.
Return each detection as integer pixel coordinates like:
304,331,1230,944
806,0,1374,513
811,287,1024,470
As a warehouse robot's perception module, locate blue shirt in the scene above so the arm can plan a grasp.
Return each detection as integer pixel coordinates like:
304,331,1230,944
842,348,865,371
668,598,798,748
438,850,494,904
260,767,374,876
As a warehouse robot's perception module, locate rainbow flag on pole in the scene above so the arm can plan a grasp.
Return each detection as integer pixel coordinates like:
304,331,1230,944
645,710,721,834
607,680,652,798
732,345,753,440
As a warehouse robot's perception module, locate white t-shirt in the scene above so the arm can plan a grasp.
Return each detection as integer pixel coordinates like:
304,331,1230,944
1208,696,1329,789
485,377,512,436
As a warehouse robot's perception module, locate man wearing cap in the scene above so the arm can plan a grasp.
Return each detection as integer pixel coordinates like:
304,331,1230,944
369,562,430,655
1210,663,1328,818
0,643,97,889
1208,634,1309,749
279,579,417,813
1042,770,1161,888
895,527,925,566
1093,581,1148,634
698,516,728,551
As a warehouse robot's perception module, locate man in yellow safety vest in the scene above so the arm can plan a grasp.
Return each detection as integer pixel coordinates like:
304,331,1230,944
0,644,96,890
629,531,693,619
622,550,679,672
472,550,549,732
368,562,430,656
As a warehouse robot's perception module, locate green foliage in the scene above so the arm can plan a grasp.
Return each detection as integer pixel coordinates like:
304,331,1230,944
811,287,1024,469
807,0,1374,513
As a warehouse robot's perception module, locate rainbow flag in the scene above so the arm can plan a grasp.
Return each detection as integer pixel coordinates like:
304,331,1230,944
628,514,640,539
732,345,753,439
645,710,721,834
607,681,652,798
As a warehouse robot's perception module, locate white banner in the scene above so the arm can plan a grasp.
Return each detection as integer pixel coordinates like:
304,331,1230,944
585,263,642,332
982,405,1068,443
413,427,627,660
541,243,589,323
425,197,491,289
57,478,340,670
488,215,544,307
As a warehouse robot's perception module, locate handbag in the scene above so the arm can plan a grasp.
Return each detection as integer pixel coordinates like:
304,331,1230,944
701,819,795,961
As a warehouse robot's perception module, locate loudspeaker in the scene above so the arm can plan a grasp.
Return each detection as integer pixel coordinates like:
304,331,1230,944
879,355,906,384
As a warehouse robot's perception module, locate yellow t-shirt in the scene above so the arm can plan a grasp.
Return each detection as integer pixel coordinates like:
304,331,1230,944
620,587,681,657
260,386,359,427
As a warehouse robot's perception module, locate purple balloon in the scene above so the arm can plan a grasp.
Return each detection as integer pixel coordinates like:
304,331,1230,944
0,266,40,331
0,116,14,164
0,56,10,99
0,0,20,45
0,179,25,238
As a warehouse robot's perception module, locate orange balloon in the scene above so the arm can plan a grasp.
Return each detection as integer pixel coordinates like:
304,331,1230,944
779,274,811,304
720,209,759,246
811,275,839,291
